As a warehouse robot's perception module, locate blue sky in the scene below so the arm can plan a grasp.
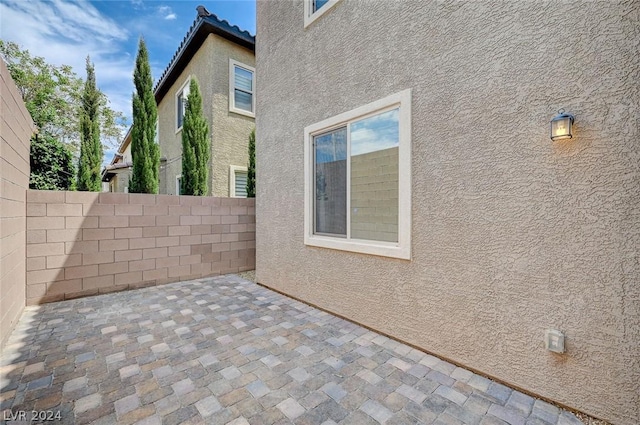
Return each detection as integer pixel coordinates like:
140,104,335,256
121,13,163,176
0,0,256,163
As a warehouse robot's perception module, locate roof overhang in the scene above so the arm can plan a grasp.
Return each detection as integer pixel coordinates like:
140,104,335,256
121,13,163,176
154,12,255,104
101,162,133,182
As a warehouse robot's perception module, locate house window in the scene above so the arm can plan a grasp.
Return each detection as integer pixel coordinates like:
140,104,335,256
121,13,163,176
313,0,329,12
176,175,182,195
304,0,341,28
154,120,159,144
304,89,412,260
229,60,255,117
229,165,248,197
176,78,190,131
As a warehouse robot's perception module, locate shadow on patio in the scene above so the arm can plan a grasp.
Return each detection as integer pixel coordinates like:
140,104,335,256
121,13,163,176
1,275,583,425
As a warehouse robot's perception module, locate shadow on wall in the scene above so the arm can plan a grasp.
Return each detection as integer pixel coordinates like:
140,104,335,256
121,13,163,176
25,190,256,305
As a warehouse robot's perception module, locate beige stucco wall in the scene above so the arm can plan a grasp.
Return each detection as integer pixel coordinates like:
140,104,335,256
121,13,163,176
157,34,254,197
0,59,34,349
209,34,255,197
255,1,640,424
107,133,132,193
109,169,131,193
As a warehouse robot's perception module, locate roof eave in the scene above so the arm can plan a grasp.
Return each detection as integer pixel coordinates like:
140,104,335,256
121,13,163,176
153,14,255,104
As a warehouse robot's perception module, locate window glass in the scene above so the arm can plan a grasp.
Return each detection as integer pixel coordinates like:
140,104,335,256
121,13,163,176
314,127,347,236
314,0,329,12
234,90,253,112
177,93,185,128
350,109,399,242
235,67,253,91
234,66,253,112
235,171,248,197
177,82,190,129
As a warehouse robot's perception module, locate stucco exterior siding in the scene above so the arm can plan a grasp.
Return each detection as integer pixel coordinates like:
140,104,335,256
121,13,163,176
109,169,131,193
209,35,255,197
157,34,254,197
255,1,639,424
157,35,214,195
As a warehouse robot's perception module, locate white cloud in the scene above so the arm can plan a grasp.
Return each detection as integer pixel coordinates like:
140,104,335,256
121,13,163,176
351,109,399,156
158,5,176,20
0,0,133,159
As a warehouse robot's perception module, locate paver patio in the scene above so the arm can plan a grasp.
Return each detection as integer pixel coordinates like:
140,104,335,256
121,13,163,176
0,275,584,425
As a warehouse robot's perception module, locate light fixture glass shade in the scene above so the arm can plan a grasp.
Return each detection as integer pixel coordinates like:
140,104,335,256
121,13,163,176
550,111,574,141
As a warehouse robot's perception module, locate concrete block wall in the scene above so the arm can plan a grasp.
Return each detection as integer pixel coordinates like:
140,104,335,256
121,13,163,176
25,191,255,305
0,59,35,349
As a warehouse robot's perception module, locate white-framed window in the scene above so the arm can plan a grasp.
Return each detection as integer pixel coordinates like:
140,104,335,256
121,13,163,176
229,165,248,198
304,89,412,260
176,175,182,196
304,0,341,28
154,120,159,144
176,78,191,131
229,60,255,118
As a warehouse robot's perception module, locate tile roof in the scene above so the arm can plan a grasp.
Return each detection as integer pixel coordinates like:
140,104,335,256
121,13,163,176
153,5,255,103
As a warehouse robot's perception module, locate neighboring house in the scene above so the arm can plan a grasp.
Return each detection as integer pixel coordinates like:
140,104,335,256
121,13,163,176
101,127,132,193
155,6,255,196
255,2,638,425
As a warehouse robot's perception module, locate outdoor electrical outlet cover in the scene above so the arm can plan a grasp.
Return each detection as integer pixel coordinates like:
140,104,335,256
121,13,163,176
545,329,565,353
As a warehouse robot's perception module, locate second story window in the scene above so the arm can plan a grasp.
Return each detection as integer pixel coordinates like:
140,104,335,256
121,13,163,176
176,78,190,131
304,0,341,28
313,0,329,12
229,59,255,118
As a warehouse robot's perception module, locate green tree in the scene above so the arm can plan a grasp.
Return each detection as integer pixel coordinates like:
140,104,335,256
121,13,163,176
77,56,102,191
0,40,125,153
246,128,255,198
30,134,75,190
129,38,160,194
181,78,210,195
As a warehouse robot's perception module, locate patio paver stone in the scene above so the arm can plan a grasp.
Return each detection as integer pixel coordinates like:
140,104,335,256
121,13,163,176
0,274,584,425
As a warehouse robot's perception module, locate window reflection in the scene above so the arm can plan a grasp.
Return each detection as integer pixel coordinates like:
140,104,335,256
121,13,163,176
350,109,399,242
314,127,347,236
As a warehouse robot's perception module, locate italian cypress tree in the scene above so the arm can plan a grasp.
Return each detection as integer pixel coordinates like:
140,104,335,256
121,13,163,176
130,38,159,194
181,78,210,196
246,128,255,198
77,56,102,191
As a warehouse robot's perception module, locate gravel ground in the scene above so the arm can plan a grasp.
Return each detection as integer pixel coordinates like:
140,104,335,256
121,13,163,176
575,412,612,425
232,270,611,425
236,269,256,282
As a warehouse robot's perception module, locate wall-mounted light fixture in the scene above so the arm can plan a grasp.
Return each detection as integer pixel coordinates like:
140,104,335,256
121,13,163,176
550,109,574,141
